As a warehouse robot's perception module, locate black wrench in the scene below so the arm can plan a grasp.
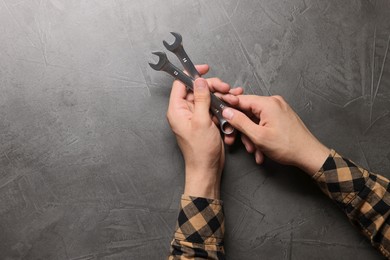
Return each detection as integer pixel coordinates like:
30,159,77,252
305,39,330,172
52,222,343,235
163,32,201,79
149,52,234,135
162,32,235,135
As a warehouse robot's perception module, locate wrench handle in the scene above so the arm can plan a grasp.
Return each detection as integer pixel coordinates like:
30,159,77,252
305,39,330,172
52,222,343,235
161,62,235,135
161,62,194,90
210,95,233,135
174,46,201,79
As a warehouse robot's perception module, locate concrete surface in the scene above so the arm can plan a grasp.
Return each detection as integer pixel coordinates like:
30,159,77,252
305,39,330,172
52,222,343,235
0,0,389,259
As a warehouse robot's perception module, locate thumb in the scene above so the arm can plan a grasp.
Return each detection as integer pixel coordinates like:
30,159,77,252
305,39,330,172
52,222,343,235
222,107,262,142
193,78,211,122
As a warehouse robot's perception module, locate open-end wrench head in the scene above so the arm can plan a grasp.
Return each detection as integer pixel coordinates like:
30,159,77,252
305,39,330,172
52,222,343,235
148,51,168,71
163,32,182,52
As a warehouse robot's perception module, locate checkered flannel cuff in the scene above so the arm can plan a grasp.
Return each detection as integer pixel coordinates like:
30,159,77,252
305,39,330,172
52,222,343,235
312,149,371,207
174,195,225,245
313,150,390,258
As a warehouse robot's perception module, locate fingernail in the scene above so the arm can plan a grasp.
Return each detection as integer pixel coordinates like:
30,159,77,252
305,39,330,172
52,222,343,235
195,79,206,90
223,108,234,120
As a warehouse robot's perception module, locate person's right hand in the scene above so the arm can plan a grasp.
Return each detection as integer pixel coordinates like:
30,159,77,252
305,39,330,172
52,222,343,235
221,95,330,175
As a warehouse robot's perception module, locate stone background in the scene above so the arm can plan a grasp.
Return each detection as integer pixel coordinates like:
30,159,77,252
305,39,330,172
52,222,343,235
0,0,389,259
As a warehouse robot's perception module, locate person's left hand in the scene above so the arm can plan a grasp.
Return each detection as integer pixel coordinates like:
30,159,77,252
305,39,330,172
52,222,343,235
167,64,242,199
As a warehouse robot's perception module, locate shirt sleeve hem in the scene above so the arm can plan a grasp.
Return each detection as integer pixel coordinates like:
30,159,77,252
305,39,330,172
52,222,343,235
312,149,337,180
173,232,224,245
181,195,223,206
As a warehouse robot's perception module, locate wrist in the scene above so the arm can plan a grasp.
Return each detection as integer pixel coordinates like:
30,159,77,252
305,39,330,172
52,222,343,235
184,167,221,199
296,141,330,176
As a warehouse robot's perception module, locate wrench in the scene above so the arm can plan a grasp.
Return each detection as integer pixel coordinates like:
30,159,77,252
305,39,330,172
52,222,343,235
162,32,235,135
149,52,234,135
163,32,201,79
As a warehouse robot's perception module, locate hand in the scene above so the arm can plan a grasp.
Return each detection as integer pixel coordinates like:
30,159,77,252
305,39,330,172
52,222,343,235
167,65,242,199
222,95,330,175
175,66,244,145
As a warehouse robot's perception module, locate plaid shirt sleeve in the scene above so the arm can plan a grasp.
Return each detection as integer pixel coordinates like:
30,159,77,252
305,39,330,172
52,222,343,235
313,149,390,258
168,195,225,259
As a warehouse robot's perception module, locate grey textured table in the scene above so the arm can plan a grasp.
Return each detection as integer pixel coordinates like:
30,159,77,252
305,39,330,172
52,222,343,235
1,0,389,259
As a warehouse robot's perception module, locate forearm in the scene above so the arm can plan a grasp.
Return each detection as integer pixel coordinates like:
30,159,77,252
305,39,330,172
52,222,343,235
168,195,225,259
313,150,390,258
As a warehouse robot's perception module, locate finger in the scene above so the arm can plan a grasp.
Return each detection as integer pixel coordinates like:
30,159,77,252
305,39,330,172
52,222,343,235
235,95,271,115
186,100,194,112
255,149,264,164
241,134,255,153
195,64,209,76
193,78,211,125
229,87,244,96
169,65,210,103
212,115,219,125
222,107,263,143
224,131,236,146
207,88,242,113
186,92,194,103
206,78,230,93
219,94,239,106
169,79,187,106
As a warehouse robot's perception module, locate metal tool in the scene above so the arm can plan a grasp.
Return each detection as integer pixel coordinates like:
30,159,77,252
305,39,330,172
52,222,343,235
163,32,201,79
149,52,234,135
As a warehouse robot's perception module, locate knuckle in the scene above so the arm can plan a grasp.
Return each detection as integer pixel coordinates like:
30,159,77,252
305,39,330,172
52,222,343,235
270,95,287,109
194,94,209,103
212,77,222,84
271,95,282,103
274,95,285,102
269,96,277,103
166,110,172,121
209,77,222,88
